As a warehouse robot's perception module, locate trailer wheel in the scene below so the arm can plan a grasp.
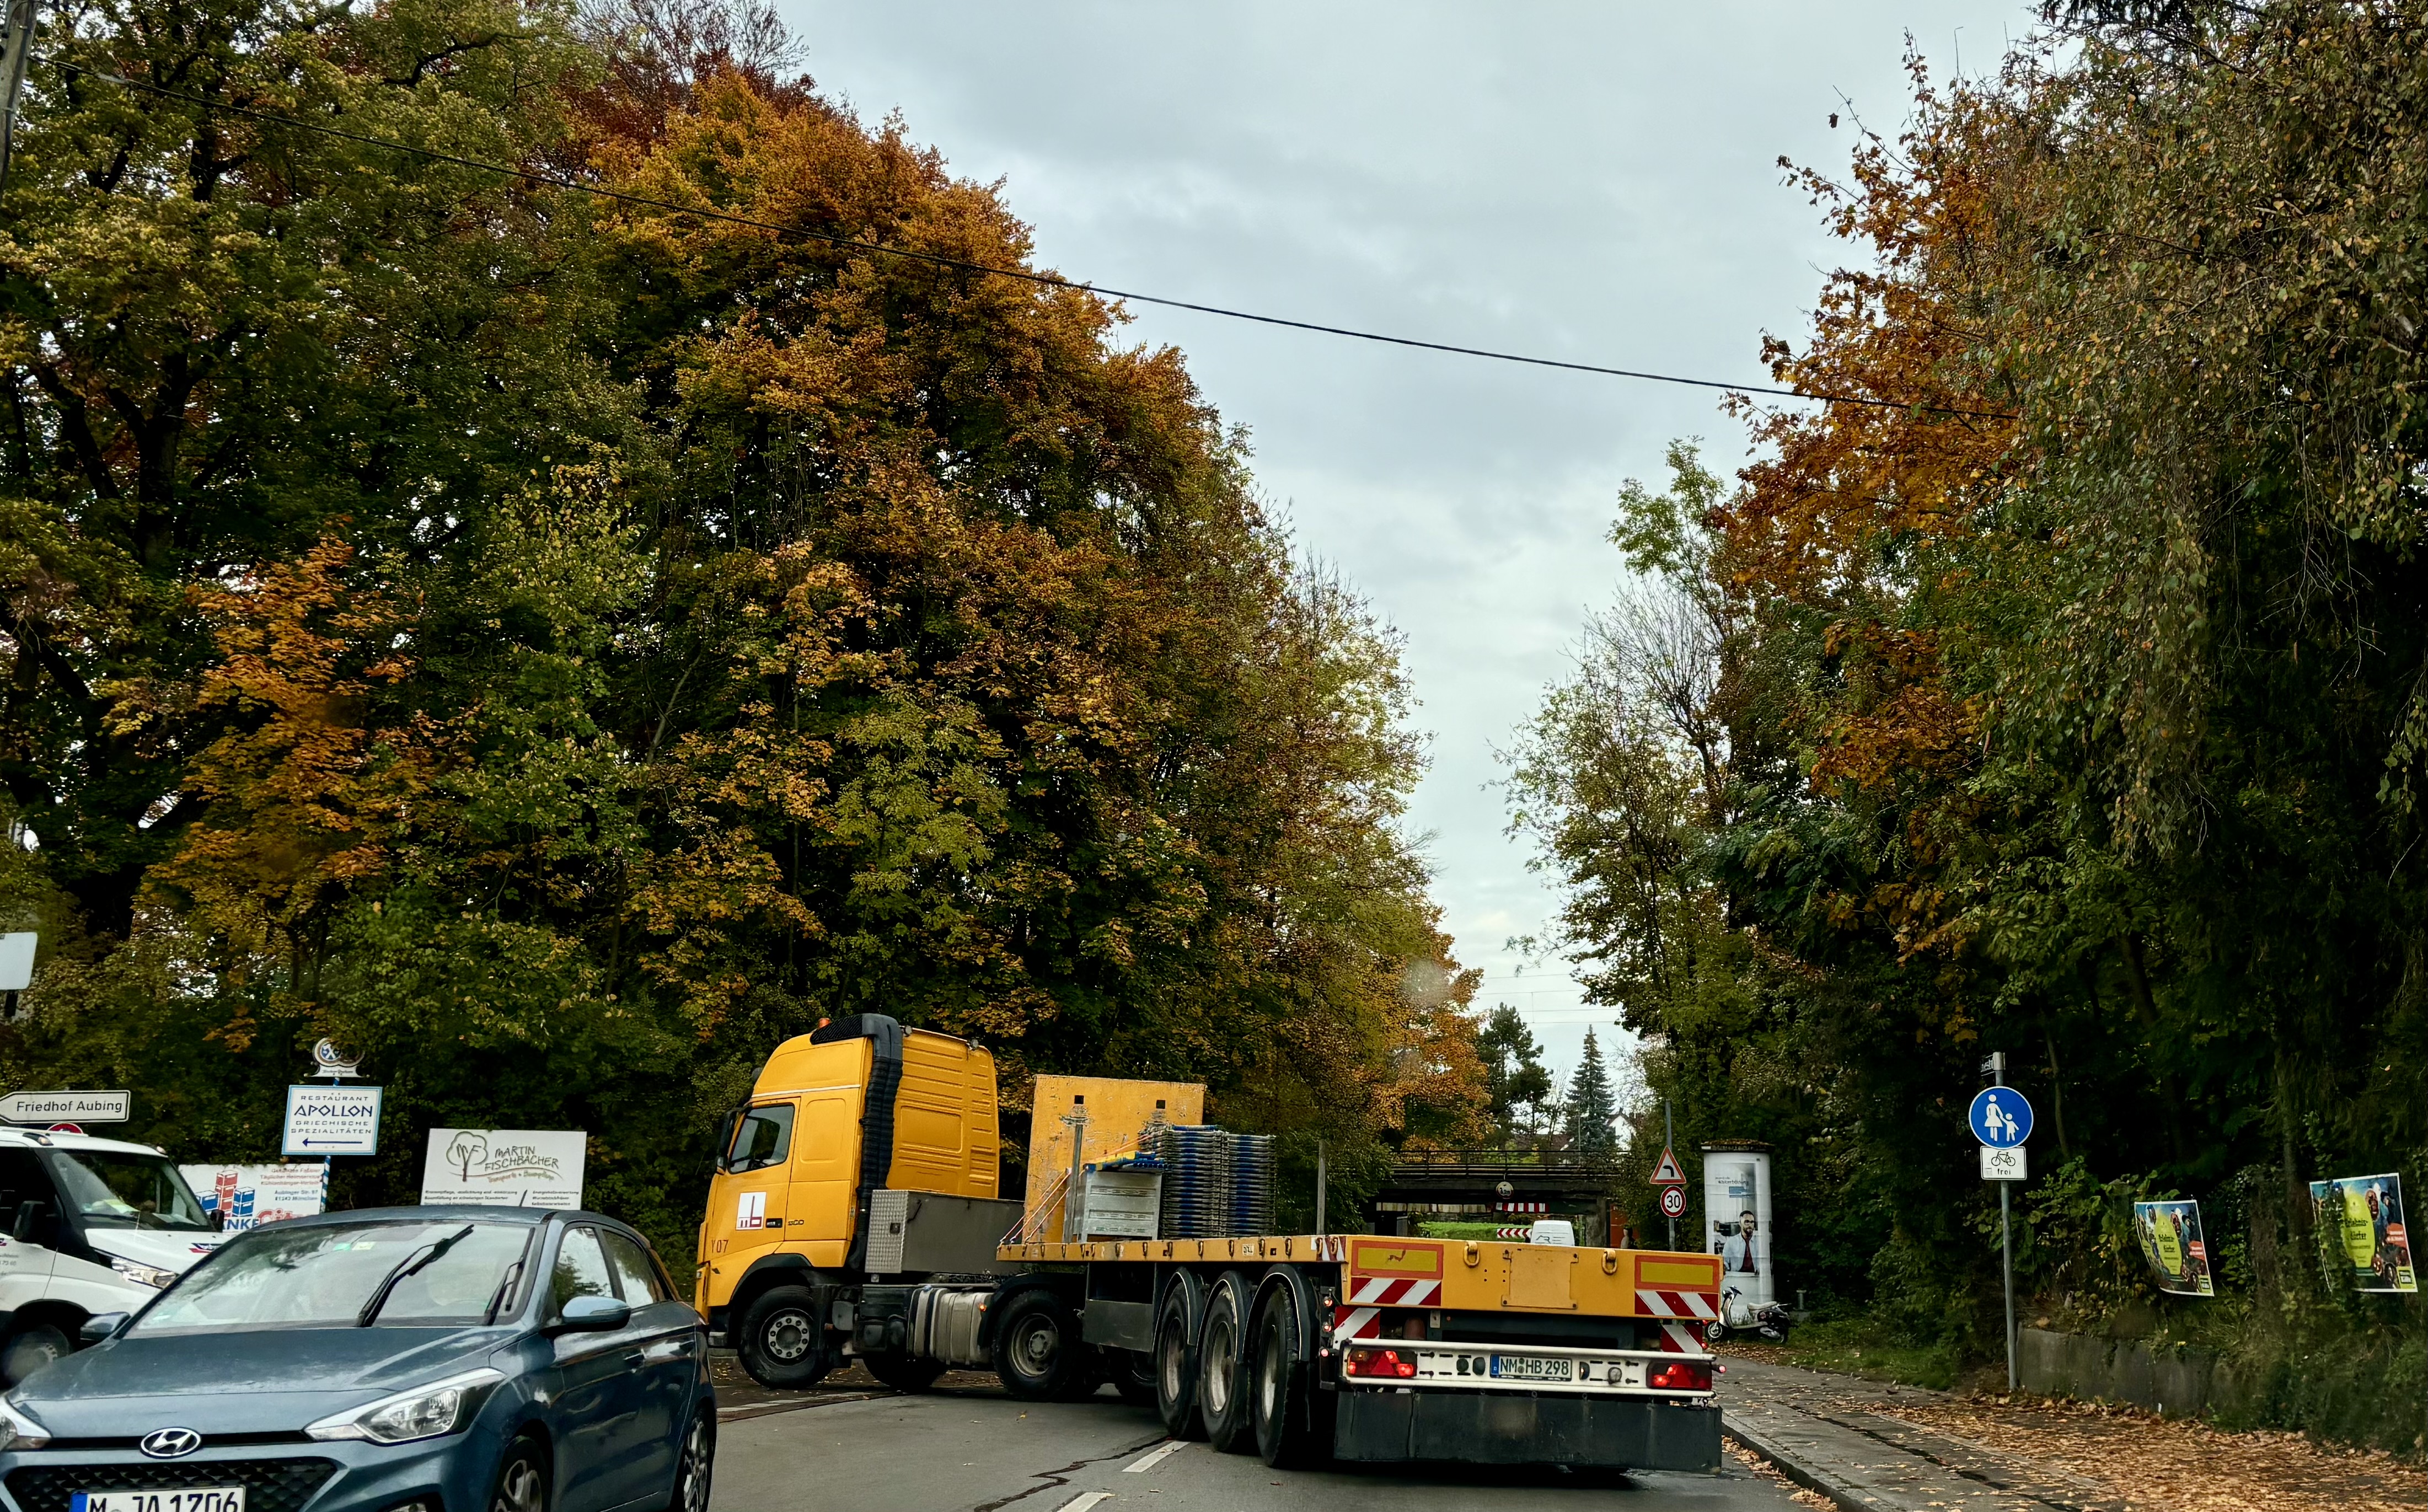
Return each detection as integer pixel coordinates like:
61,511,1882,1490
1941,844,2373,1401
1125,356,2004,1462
1152,1283,1207,1440
990,1289,1089,1401
736,1285,833,1389
1198,1272,1256,1454
1106,1348,1156,1406
1250,1288,1331,1469
865,1353,946,1393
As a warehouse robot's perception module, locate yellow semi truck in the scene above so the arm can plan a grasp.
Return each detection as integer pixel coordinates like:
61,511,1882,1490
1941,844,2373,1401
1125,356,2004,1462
696,1014,1724,1472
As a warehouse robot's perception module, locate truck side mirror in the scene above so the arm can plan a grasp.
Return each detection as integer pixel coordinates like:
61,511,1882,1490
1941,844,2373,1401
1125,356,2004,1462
12,1200,44,1242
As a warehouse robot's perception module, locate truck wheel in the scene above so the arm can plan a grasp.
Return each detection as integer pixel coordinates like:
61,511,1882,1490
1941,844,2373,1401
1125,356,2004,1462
991,1289,1088,1401
1107,1348,1156,1406
736,1286,833,1389
1250,1289,1330,1469
1152,1285,1207,1440
1198,1272,1256,1453
0,1323,69,1386
864,1353,946,1393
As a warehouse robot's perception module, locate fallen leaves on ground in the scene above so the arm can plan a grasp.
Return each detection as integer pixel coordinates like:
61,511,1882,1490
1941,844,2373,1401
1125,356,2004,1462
1723,1435,1834,1509
1876,1395,2426,1512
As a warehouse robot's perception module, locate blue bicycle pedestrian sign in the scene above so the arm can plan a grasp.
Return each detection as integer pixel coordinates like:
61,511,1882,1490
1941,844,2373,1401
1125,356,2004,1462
1968,1087,2033,1148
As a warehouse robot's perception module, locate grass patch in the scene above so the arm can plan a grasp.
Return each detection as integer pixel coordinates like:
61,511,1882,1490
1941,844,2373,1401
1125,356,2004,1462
1771,1317,1961,1391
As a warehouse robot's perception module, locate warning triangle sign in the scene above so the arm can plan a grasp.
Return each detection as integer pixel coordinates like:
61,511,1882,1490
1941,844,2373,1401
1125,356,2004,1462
1650,1147,1686,1186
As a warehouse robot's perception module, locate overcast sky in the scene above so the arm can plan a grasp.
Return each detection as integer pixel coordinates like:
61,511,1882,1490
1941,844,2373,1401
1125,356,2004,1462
784,2,2036,1092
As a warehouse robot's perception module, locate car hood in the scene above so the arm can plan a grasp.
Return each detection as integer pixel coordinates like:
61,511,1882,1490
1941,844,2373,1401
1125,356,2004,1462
11,1328,516,1438
83,1228,227,1275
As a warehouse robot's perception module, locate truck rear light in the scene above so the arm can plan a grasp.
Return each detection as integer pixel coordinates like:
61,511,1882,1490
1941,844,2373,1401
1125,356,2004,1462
1344,1347,1417,1380
1647,1360,1712,1392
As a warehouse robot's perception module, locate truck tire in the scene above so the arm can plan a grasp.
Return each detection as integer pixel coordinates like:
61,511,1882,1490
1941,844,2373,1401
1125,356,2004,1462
736,1285,833,1389
864,1353,946,1393
1106,1348,1156,1405
1250,1288,1331,1469
1152,1283,1207,1440
991,1289,1089,1401
1198,1272,1256,1453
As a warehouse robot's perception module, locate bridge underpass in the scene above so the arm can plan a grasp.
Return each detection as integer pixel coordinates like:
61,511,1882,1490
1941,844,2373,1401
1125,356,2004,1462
1366,1148,1630,1243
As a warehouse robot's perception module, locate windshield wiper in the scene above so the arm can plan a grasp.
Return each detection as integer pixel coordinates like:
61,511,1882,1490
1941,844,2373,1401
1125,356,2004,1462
357,1225,476,1327
481,1258,526,1326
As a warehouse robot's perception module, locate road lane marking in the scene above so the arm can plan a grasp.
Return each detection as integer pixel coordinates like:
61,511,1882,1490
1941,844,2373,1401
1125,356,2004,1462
1055,1495,1114,1512
1122,1439,1187,1473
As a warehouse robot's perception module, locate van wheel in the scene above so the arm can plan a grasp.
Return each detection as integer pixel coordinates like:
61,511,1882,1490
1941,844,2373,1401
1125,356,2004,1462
1,1323,69,1386
865,1353,946,1393
990,1289,1087,1401
1198,1273,1256,1453
736,1286,832,1389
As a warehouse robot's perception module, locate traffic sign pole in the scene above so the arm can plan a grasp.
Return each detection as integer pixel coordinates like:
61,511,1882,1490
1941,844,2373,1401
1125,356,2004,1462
1664,1103,1676,1251
1991,1053,2016,1393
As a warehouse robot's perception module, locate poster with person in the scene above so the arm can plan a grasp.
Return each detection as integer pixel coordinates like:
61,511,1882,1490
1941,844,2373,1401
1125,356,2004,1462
2130,1199,2214,1296
1700,1144,1775,1310
2309,1173,2418,1294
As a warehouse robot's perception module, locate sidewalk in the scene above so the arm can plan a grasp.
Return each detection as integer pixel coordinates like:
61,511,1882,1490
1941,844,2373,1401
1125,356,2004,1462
1718,1354,2425,1512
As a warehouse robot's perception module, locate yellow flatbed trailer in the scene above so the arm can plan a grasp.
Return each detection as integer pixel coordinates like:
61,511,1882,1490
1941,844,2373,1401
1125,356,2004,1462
698,1015,1723,1472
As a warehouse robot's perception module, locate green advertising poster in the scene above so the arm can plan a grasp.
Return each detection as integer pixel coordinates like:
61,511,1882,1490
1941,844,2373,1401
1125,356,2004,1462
2308,1173,2418,1294
2131,1199,2214,1296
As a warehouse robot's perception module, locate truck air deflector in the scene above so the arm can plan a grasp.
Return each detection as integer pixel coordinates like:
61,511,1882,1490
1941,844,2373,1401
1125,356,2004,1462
813,1014,905,1272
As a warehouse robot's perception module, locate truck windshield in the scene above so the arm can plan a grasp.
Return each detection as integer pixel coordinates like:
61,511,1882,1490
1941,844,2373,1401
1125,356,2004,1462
132,1220,535,1333
47,1150,211,1231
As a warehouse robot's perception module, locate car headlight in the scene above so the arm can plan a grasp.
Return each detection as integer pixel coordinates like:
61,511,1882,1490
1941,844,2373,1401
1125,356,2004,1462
0,1400,51,1452
108,1256,178,1290
305,1368,505,1445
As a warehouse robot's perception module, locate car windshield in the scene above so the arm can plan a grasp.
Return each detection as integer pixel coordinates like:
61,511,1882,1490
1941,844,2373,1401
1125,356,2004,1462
47,1150,211,1231
131,1220,535,1333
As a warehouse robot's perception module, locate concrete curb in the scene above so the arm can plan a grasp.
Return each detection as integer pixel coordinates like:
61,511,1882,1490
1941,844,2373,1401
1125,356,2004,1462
1727,1417,1880,1512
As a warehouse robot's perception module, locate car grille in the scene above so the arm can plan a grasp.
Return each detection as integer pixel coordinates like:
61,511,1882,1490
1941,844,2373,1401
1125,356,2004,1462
8,1456,340,1512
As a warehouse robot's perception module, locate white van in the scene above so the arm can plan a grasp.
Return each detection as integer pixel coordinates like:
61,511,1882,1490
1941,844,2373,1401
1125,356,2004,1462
0,1126,228,1381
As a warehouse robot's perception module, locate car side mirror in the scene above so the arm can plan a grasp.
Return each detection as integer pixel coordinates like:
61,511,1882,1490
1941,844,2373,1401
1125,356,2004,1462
553,1295,630,1333
210,1208,227,1232
81,1313,129,1345
12,1200,44,1242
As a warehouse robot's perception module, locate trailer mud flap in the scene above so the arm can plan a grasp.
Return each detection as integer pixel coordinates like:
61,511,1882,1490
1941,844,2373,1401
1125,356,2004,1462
1330,1391,1721,1471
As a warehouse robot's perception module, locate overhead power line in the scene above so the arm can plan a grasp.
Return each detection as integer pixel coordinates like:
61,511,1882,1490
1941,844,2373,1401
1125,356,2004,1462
49,60,2020,422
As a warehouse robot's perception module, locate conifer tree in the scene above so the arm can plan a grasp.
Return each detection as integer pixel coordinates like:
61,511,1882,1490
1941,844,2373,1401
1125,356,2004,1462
1562,1028,1619,1159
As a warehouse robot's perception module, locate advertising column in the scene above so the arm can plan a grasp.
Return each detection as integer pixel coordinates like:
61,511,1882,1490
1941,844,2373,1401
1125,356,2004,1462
1701,1142,1774,1313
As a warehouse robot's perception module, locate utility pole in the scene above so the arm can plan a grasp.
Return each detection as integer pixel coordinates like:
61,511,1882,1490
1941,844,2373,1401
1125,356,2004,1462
1315,1139,1328,1238
1990,1050,2016,1394
1664,1101,1677,1251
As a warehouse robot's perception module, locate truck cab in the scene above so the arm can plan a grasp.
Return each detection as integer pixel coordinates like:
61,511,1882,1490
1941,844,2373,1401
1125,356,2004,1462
0,1127,228,1381
699,1015,1015,1381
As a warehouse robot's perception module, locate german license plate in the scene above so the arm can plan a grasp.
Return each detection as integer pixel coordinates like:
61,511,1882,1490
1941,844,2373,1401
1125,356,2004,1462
1488,1353,1574,1382
72,1489,246,1512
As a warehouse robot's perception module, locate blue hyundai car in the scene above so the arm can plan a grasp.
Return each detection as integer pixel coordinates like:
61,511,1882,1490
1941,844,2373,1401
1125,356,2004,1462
0,1206,714,1512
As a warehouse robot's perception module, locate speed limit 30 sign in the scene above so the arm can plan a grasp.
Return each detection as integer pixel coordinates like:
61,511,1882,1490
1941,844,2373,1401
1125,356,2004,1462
1659,1185,1687,1219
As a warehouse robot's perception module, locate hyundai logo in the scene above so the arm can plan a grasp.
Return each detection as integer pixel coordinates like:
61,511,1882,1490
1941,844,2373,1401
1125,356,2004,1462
138,1428,203,1459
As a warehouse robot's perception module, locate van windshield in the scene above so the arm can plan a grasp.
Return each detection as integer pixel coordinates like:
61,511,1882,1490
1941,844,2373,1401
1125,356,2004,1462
47,1151,211,1231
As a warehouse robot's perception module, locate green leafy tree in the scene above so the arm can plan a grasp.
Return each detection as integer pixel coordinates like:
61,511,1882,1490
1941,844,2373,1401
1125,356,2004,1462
1476,1004,1553,1143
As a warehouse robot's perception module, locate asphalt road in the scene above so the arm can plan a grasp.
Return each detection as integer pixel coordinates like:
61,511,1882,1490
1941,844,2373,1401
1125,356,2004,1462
709,1381,1808,1512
